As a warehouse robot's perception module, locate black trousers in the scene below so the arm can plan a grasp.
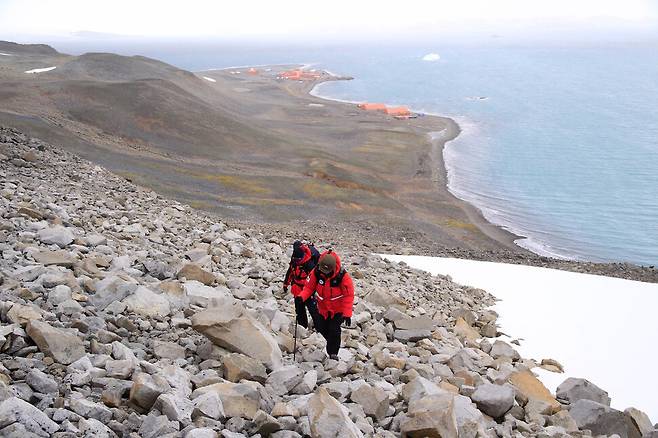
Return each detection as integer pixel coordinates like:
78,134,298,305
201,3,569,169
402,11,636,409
314,312,343,356
294,296,321,329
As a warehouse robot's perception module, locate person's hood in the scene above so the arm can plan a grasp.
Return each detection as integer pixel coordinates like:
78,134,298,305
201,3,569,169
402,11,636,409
317,250,341,279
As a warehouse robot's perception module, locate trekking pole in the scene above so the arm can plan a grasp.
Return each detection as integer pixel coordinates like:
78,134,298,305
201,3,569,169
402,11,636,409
293,310,298,362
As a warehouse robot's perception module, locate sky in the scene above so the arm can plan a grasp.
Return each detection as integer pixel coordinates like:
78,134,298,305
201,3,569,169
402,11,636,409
1,0,657,41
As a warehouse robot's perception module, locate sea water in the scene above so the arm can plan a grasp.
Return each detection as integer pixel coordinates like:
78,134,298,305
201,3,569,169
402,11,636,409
51,41,658,266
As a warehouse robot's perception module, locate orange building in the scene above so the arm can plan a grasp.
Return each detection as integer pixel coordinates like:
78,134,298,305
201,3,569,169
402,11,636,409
357,103,387,111
385,106,412,117
278,69,322,81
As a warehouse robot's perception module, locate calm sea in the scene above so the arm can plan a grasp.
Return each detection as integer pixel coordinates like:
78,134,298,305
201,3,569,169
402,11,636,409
51,40,658,266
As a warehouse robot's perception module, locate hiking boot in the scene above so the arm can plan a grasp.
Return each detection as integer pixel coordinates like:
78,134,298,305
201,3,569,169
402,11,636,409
329,354,339,361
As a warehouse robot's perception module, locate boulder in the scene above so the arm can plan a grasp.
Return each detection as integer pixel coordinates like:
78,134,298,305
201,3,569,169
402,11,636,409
183,281,233,307
453,318,480,343
624,407,654,436
26,320,85,365
363,288,407,310
138,413,179,438
154,393,194,425
222,353,267,384
192,391,225,420
509,370,561,413
25,369,58,394
402,376,444,403
401,393,458,438
266,365,304,396
556,377,610,406
307,387,364,438
178,264,216,286
7,303,42,326
31,249,75,266
129,372,172,411
489,340,520,361
192,382,260,419
470,383,515,418
570,399,641,438
37,225,74,247
153,340,186,360
192,303,283,370
0,397,59,437
394,316,435,331
123,286,171,317
350,383,389,420
90,276,137,310
452,394,489,438
394,329,432,343
78,417,113,437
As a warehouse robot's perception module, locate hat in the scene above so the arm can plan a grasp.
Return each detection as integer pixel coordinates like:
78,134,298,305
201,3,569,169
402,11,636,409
292,245,304,260
318,253,336,275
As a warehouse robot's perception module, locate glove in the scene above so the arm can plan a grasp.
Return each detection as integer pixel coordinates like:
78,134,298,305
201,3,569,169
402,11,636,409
343,317,351,327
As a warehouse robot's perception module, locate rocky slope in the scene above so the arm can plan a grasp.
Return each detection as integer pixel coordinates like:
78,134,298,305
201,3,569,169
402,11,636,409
0,125,655,437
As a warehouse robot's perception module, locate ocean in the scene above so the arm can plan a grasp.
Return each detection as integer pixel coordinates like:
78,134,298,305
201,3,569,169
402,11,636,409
51,40,658,266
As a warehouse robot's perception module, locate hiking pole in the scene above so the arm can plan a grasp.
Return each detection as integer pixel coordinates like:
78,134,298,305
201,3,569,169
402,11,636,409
293,308,298,362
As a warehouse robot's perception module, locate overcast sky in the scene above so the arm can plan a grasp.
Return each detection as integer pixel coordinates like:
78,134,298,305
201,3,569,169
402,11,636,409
1,0,656,41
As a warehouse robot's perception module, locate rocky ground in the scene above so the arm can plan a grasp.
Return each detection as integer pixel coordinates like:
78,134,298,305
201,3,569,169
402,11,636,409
0,125,655,438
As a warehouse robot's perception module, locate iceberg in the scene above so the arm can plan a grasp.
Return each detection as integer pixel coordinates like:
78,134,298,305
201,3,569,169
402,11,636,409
422,53,440,62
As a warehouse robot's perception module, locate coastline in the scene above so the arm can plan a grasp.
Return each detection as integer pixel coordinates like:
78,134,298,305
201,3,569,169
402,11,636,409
307,72,524,251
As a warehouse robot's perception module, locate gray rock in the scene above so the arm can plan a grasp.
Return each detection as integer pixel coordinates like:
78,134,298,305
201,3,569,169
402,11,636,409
266,365,304,396
556,377,611,406
393,315,435,331
25,369,58,394
470,383,515,418
625,407,654,436
192,382,260,419
26,320,85,365
78,417,112,437
350,383,389,420
154,340,186,360
138,413,179,438
570,399,641,438
129,372,172,411
37,226,74,247
185,428,218,438
90,276,137,310
253,409,282,435
307,387,364,438
192,303,283,370
394,329,432,343
401,393,458,438
155,393,194,425
0,397,59,437
489,340,520,361
70,397,113,423
192,391,225,420
123,286,171,317
222,353,267,384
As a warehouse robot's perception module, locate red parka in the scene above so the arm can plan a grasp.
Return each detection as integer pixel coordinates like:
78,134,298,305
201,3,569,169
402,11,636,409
300,250,355,318
283,244,314,297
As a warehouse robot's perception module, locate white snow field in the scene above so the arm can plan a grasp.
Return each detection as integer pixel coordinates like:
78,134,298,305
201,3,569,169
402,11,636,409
0,53,13,56
24,66,56,74
202,76,216,82
380,254,658,422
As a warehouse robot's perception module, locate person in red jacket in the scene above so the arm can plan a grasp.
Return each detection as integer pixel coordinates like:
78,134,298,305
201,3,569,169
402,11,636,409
299,249,354,359
283,241,320,329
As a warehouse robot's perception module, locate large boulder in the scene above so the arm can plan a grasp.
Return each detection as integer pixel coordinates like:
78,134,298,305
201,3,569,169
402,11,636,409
192,382,260,419
26,320,84,365
129,372,172,411
307,387,364,438
489,340,520,361
556,377,611,406
223,353,267,384
401,393,458,438
123,286,171,317
470,383,515,419
570,399,642,438
509,370,561,414
0,397,59,437
350,383,389,420
266,365,304,396
37,225,74,247
624,407,654,436
183,281,233,307
192,303,283,370
452,394,489,438
178,264,216,286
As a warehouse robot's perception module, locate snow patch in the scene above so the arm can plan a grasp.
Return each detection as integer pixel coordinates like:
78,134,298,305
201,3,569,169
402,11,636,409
422,53,441,62
202,76,216,83
379,254,658,422
0,52,13,56
24,66,56,74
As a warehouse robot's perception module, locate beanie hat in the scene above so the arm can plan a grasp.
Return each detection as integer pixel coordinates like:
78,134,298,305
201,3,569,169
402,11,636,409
292,245,305,260
318,253,336,274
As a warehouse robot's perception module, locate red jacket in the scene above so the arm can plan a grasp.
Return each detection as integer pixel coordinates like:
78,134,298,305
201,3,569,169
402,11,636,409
300,251,355,318
283,245,315,297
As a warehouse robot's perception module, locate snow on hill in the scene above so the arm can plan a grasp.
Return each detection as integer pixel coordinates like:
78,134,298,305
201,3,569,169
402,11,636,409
382,254,658,422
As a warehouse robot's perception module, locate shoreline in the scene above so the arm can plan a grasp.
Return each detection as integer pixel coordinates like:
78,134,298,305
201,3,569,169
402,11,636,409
306,70,525,251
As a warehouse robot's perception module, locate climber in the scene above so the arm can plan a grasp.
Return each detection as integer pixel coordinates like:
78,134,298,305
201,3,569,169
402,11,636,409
299,249,355,360
283,240,321,329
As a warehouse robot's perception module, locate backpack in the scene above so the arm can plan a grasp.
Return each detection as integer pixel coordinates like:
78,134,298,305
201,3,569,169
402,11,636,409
292,240,321,269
